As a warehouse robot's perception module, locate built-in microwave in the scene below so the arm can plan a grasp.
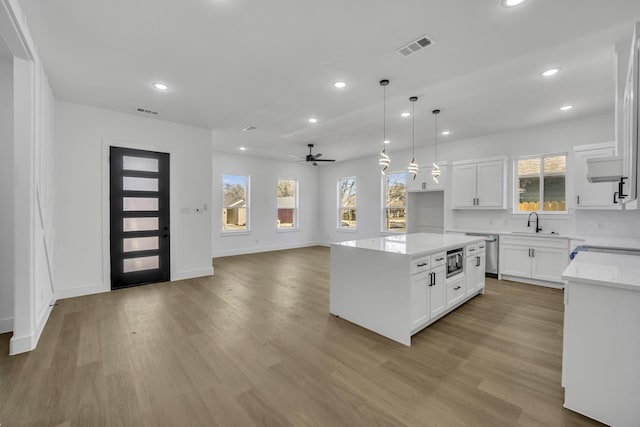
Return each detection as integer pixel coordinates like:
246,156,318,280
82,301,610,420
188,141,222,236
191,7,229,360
446,248,464,278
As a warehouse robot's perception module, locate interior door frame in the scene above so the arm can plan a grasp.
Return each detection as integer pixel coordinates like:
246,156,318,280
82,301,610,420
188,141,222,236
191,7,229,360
101,139,176,293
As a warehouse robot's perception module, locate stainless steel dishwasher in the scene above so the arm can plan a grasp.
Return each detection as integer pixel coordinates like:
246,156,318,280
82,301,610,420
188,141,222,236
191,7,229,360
466,233,498,277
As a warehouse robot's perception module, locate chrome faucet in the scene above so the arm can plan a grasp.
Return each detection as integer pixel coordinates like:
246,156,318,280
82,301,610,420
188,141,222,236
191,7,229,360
527,212,542,233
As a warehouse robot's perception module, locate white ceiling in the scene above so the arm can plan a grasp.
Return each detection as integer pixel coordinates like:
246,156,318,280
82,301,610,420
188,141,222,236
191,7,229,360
18,0,640,162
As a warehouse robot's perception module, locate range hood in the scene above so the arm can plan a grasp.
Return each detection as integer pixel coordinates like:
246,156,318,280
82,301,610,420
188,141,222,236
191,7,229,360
586,156,623,183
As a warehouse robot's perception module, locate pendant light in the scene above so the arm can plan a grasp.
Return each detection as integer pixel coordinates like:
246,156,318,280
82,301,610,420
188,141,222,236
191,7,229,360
432,109,441,183
407,96,418,180
378,79,390,175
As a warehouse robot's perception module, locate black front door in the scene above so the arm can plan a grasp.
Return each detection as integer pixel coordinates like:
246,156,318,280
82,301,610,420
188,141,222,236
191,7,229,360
110,146,170,289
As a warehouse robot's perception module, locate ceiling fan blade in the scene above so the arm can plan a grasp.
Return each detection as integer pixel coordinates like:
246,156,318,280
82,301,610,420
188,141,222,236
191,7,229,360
314,159,336,162
288,154,305,161
314,153,323,158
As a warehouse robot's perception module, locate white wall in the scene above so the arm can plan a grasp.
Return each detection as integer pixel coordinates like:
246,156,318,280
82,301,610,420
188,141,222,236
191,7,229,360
0,57,14,333
319,113,640,242
54,101,213,299
212,151,321,257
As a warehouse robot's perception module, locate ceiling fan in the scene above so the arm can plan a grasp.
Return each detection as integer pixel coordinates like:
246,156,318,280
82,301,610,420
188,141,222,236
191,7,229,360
290,144,336,166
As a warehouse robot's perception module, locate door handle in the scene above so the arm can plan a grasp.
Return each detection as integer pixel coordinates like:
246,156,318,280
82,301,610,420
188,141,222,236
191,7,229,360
454,286,461,291
613,191,619,204
476,256,480,267
618,177,628,199
577,195,580,205
531,248,534,257
528,248,532,257
417,263,427,267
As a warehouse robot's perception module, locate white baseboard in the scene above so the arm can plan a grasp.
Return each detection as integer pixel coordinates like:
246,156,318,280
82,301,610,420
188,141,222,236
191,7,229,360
172,267,214,281
0,317,13,334
212,242,324,258
9,294,55,355
55,282,109,300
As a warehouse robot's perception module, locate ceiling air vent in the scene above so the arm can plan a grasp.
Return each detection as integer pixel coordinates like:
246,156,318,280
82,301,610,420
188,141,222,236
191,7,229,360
396,34,434,57
136,107,158,115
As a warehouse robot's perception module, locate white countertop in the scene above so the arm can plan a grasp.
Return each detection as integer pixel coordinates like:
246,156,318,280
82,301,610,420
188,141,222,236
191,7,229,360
332,232,484,256
562,251,640,291
580,236,640,251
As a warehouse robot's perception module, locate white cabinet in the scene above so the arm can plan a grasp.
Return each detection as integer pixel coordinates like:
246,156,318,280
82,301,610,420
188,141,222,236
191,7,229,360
499,235,569,285
411,272,430,329
574,143,620,209
446,275,466,308
465,243,486,297
407,163,447,192
411,253,447,330
451,158,506,209
429,264,447,318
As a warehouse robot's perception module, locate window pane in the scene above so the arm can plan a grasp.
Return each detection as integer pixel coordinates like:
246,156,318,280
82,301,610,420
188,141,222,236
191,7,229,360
339,178,356,208
223,175,247,208
277,179,296,206
339,208,356,229
123,176,159,192
277,208,296,228
123,156,158,172
123,217,159,232
385,173,406,207
517,158,540,212
385,208,406,232
543,156,567,211
123,255,159,273
123,197,158,211
223,207,248,230
123,237,159,252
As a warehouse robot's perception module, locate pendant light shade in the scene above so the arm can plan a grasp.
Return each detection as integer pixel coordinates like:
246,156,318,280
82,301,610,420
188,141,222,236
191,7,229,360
379,79,390,175
432,109,441,183
407,96,418,180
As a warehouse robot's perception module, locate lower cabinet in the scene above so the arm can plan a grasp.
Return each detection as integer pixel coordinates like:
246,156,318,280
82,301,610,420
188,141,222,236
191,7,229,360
465,244,486,296
410,264,446,329
446,275,466,308
500,235,569,285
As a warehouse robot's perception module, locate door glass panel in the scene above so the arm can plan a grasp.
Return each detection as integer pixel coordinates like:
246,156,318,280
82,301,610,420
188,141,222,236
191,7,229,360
123,236,159,252
123,197,158,211
123,156,159,172
123,177,159,192
123,217,159,232
123,255,159,273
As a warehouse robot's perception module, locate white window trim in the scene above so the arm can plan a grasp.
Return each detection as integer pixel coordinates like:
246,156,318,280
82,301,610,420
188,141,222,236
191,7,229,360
381,171,408,234
337,176,357,232
221,173,251,234
277,177,299,231
513,153,569,215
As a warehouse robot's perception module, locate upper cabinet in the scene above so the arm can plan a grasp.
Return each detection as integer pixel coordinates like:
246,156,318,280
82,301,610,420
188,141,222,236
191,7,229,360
451,157,507,209
407,163,447,193
574,143,621,209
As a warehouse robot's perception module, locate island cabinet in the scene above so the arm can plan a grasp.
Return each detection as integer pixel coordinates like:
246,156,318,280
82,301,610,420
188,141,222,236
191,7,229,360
465,241,485,297
499,234,569,288
330,233,485,346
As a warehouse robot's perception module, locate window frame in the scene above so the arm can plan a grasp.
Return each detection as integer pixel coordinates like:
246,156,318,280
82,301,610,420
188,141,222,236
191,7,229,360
513,152,568,215
276,177,299,232
337,176,357,232
221,173,251,234
381,171,408,234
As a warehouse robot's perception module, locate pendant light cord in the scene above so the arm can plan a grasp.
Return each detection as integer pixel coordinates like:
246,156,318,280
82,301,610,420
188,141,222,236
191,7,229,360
383,84,386,153
434,112,438,163
412,101,415,157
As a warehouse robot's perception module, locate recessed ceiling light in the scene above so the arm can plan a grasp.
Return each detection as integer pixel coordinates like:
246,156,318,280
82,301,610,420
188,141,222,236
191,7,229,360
333,81,347,89
152,82,169,91
441,130,451,136
560,105,574,111
308,118,318,123
541,68,560,77
502,0,526,6
239,147,246,151
384,140,391,144
401,112,411,118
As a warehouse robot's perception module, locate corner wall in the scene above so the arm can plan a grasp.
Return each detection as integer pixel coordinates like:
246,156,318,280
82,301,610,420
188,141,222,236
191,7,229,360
0,57,13,333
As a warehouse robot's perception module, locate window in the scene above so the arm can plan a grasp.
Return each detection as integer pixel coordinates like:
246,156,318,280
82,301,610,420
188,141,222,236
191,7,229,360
515,154,567,213
338,177,356,230
277,178,298,229
222,174,249,232
383,172,407,232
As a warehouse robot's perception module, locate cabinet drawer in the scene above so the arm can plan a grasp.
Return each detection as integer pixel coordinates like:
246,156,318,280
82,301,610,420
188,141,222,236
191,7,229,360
501,235,569,250
446,277,466,308
431,252,446,267
411,255,430,275
477,240,486,253
465,244,478,257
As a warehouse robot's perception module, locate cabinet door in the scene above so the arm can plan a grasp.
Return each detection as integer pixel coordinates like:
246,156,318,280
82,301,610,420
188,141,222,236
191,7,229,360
407,169,427,192
475,252,486,291
465,256,477,297
452,163,476,208
429,265,447,319
476,160,504,207
411,272,430,328
574,147,618,208
500,244,531,278
531,246,569,283
426,164,446,191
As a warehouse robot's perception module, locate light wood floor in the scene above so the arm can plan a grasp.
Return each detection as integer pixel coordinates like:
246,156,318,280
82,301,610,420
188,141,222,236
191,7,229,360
1,246,603,426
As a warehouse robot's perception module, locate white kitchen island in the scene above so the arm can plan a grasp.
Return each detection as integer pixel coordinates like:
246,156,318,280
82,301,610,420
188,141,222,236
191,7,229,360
330,233,486,346
561,251,640,427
